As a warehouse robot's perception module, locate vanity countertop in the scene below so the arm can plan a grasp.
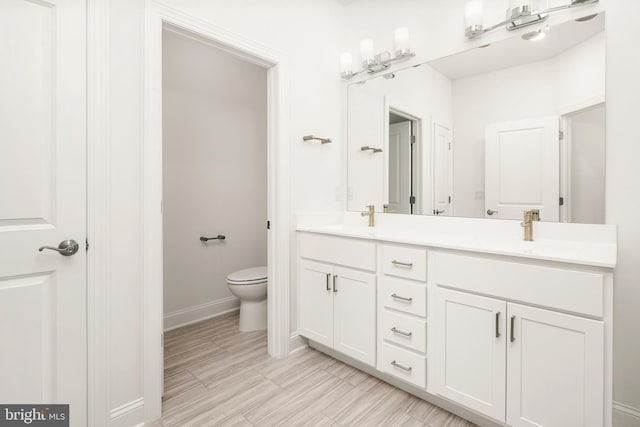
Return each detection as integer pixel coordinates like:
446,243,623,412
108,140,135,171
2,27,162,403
296,213,617,269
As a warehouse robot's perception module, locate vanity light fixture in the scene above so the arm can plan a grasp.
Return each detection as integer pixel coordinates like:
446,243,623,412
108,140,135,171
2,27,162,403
465,0,599,40
340,27,415,80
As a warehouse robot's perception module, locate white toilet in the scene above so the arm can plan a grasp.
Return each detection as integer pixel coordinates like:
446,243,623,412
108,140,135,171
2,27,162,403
226,266,268,331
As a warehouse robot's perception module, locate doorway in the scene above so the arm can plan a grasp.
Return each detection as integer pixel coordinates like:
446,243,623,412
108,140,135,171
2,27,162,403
143,8,290,422
387,108,421,214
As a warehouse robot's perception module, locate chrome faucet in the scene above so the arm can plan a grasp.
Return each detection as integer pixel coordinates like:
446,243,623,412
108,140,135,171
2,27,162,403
361,205,375,227
521,209,540,241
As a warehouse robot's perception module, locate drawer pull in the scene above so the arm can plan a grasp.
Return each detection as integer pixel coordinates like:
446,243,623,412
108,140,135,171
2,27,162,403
390,360,412,373
510,315,516,343
326,273,331,291
391,293,413,303
391,327,412,338
392,260,413,268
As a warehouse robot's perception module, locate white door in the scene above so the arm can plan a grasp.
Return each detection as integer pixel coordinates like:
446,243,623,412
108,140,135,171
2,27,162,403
433,288,506,422
0,0,87,424
299,261,334,347
333,267,376,366
485,117,559,220
388,121,412,214
433,122,453,216
507,303,604,427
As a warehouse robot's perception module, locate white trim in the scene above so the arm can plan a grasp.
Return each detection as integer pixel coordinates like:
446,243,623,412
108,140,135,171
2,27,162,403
110,398,145,427
163,298,240,331
614,402,640,427
87,1,110,426
143,2,291,423
289,334,308,353
555,94,606,116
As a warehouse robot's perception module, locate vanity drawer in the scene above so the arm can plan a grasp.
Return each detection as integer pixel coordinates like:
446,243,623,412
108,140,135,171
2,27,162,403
381,244,427,282
380,278,427,317
381,310,427,353
299,232,376,272
435,252,604,317
379,342,426,389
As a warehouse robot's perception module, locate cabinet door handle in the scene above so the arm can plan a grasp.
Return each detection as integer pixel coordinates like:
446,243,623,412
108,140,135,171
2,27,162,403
333,275,338,293
495,312,501,338
391,327,412,337
510,315,516,343
325,273,331,291
391,260,413,268
391,293,413,303
390,360,412,373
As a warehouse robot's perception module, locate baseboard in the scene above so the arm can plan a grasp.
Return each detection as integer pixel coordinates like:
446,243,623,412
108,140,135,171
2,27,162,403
163,296,240,331
289,333,308,353
614,402,640,427
109,398,144,427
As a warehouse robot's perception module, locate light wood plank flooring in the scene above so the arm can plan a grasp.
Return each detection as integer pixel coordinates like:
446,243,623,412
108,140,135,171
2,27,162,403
155,311,476,427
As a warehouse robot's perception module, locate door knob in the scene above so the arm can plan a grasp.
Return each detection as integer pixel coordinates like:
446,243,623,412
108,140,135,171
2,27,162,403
38,240,80,256
487,209,499,215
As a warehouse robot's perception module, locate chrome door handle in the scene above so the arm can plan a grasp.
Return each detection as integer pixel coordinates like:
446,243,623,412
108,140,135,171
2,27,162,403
391,260,413,268
325,273,331,291
38,240,79,256
391,327,412,337
390,360,412,373
435,209,445,215
487,209,499,215
391,293,413,303
332,275,338,293
495,312,501,338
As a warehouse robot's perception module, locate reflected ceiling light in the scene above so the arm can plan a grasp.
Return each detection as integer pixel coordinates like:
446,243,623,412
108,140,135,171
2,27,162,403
340,27,415,80
465,0,599,40
522,28,547,41
576,13,598,22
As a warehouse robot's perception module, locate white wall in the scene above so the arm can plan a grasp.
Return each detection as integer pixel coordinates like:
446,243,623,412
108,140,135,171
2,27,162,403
162,30,267,329
451,32,605,218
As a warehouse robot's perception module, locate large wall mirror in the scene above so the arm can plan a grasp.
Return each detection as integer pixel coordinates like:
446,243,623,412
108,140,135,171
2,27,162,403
347,13,605,223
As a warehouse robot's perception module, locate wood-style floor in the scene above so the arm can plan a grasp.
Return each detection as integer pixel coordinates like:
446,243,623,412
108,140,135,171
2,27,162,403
153,311,476,427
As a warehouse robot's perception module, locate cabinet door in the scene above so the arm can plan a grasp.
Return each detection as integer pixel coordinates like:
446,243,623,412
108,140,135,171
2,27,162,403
507,303,604,427
299,260,334,347
333,267,376,366
433,287,506,422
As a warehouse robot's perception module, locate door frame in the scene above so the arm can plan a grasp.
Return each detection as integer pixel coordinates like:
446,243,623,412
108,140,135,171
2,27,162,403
88,1,292,424
143,1,291,421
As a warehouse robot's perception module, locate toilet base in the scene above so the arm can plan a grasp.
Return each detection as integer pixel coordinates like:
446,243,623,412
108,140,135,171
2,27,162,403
239,299,267,331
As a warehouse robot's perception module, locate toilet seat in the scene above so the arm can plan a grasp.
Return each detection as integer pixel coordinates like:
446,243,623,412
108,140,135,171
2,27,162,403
227,266,267,285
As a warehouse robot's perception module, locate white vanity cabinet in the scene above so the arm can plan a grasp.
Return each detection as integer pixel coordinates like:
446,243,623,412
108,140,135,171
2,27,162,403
433,253,606,427
296,221,614,427
298,233,377,366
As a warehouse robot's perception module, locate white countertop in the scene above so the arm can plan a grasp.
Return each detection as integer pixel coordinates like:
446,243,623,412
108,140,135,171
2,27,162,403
296,213,617,268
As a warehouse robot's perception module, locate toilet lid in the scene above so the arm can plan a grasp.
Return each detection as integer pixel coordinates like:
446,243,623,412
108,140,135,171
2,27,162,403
227,266,267,285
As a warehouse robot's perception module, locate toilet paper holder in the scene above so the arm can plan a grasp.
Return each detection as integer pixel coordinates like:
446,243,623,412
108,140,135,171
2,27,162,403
200,235,226,242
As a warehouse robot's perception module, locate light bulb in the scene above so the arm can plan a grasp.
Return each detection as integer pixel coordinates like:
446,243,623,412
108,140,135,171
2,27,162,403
394,27,410,55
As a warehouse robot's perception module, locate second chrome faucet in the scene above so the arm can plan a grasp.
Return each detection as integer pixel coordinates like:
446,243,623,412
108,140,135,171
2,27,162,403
361,205,375,227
